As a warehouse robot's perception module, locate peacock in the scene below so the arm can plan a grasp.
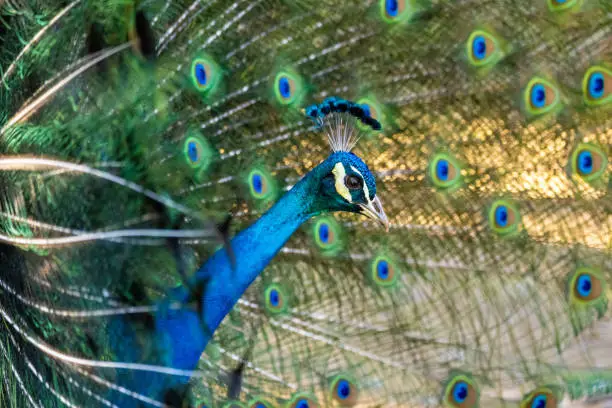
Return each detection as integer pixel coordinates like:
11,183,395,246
0,0,611,407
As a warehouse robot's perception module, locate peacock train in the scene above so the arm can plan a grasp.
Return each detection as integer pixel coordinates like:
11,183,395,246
0,0,611,407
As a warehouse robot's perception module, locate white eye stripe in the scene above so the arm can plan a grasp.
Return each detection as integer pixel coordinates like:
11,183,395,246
350,165,370,202
332,162,352,202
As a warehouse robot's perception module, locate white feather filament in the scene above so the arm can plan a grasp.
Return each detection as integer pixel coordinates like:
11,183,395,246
0,303,208,379
1,43,131,133
0,156,210,223
0,228,214,247
1,0,82,84
316,112,363,153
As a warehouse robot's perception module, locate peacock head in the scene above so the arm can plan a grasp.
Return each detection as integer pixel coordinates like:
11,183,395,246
305,97,389,231
313,151,388,230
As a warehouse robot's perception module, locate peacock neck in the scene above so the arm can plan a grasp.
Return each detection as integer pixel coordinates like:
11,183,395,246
110,175,320,406
151,174,319,376
195,175,317,331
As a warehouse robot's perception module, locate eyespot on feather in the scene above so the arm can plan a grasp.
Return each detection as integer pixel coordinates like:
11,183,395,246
442,373,479,408
442,372,480,408
223,403,247,408
381,0,405,20
380,0,422,23
247,168,275,200
569,143,608,183
183,132,213,174
263,283,289,315
274,70,304,106
566,267,608,334
286,393,319,408
429,153,462,189
488,200,520,236
191,56,220,93
466,30,502,68
329,375,359,406
313,217,343,254
523,77,561,116
370,255,399,287
519,386,561,408
582,66,612,106
547,0,581,12
567,267,606,305
248,398,275,408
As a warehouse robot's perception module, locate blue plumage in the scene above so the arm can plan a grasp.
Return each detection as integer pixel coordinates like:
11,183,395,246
578,151,593,175
109,148,386,404
268,288,280,307
494,205,509,228
532,395,547,408
436,159,450,181
336,379,351,399
1,1,611,407
588,72,605,98
452,381,469,404
531,84,547,108
577,274,593,298
195,63,208,86
278,77,291,99
251,174,263,194
306,97,382,132
472,35,487,60
376,259,389,280
386,0,399,17
318,222,330,243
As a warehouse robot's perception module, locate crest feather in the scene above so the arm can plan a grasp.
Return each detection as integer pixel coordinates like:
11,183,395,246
304,97,382,152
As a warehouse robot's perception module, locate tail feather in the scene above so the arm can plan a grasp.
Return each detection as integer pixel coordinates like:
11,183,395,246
1,0,611,406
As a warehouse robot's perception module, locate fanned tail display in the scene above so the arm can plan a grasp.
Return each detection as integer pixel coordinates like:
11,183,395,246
0,0,611,407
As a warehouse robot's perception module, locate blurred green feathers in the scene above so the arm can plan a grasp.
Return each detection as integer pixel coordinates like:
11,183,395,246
0,0,611,407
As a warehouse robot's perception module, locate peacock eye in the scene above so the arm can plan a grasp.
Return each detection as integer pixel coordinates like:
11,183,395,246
582,66,611,106
329,374,359,406
345,175,363,190
190,55,220,94
288,393,319,408
443,373,479,408
466,30,503,68
548,0,580,12
567,267,608,334
523,77,561,116
519,387,561,408
570,268,604,303
569,143,608,182
248,398,274,408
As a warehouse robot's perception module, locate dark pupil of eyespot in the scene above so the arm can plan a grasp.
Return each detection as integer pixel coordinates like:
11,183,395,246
580,278,591,293
594,77,604,93
475,40,486,55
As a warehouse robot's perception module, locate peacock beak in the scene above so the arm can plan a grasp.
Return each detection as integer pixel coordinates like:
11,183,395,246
358,196,389,232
